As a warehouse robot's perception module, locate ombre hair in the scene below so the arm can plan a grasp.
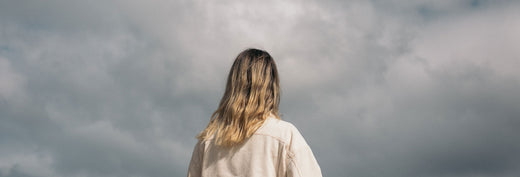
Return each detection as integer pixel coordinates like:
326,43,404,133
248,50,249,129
197,48,280,147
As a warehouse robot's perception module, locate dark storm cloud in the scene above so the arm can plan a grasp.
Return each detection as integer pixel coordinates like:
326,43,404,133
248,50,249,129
1,0,519,177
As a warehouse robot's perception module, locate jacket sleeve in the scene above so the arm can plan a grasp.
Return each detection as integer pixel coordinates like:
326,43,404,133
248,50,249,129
286,126,322,177
187,140,204,177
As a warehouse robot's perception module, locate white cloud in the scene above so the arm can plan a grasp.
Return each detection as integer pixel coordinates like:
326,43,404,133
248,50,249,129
0,57,25,100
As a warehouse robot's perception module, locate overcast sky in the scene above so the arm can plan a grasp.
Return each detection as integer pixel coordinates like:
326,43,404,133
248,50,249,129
1,0,520,177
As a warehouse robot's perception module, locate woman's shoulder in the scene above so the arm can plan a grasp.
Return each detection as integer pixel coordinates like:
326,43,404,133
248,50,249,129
254,116,305,145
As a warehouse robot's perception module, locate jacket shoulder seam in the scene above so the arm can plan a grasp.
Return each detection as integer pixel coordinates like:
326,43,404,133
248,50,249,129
252,133,289,145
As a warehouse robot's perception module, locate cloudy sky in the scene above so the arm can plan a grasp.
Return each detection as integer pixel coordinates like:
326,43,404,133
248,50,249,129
1,0,520,176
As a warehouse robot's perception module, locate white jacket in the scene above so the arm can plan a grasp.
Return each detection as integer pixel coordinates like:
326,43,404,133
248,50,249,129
187,115,322,177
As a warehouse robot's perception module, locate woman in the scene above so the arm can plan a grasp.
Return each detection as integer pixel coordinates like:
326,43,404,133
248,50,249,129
187,48,322,177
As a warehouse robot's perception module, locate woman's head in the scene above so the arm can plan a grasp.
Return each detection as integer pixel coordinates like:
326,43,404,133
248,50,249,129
225,48,280,115
197,48,280,147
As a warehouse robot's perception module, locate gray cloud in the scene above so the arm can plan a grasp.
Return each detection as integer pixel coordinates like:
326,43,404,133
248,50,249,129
1,0,519,176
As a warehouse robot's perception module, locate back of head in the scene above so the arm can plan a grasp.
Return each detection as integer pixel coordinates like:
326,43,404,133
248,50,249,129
197,48,280,147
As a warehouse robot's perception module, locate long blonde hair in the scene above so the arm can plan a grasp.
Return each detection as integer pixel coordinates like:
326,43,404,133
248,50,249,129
197,48,280,147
